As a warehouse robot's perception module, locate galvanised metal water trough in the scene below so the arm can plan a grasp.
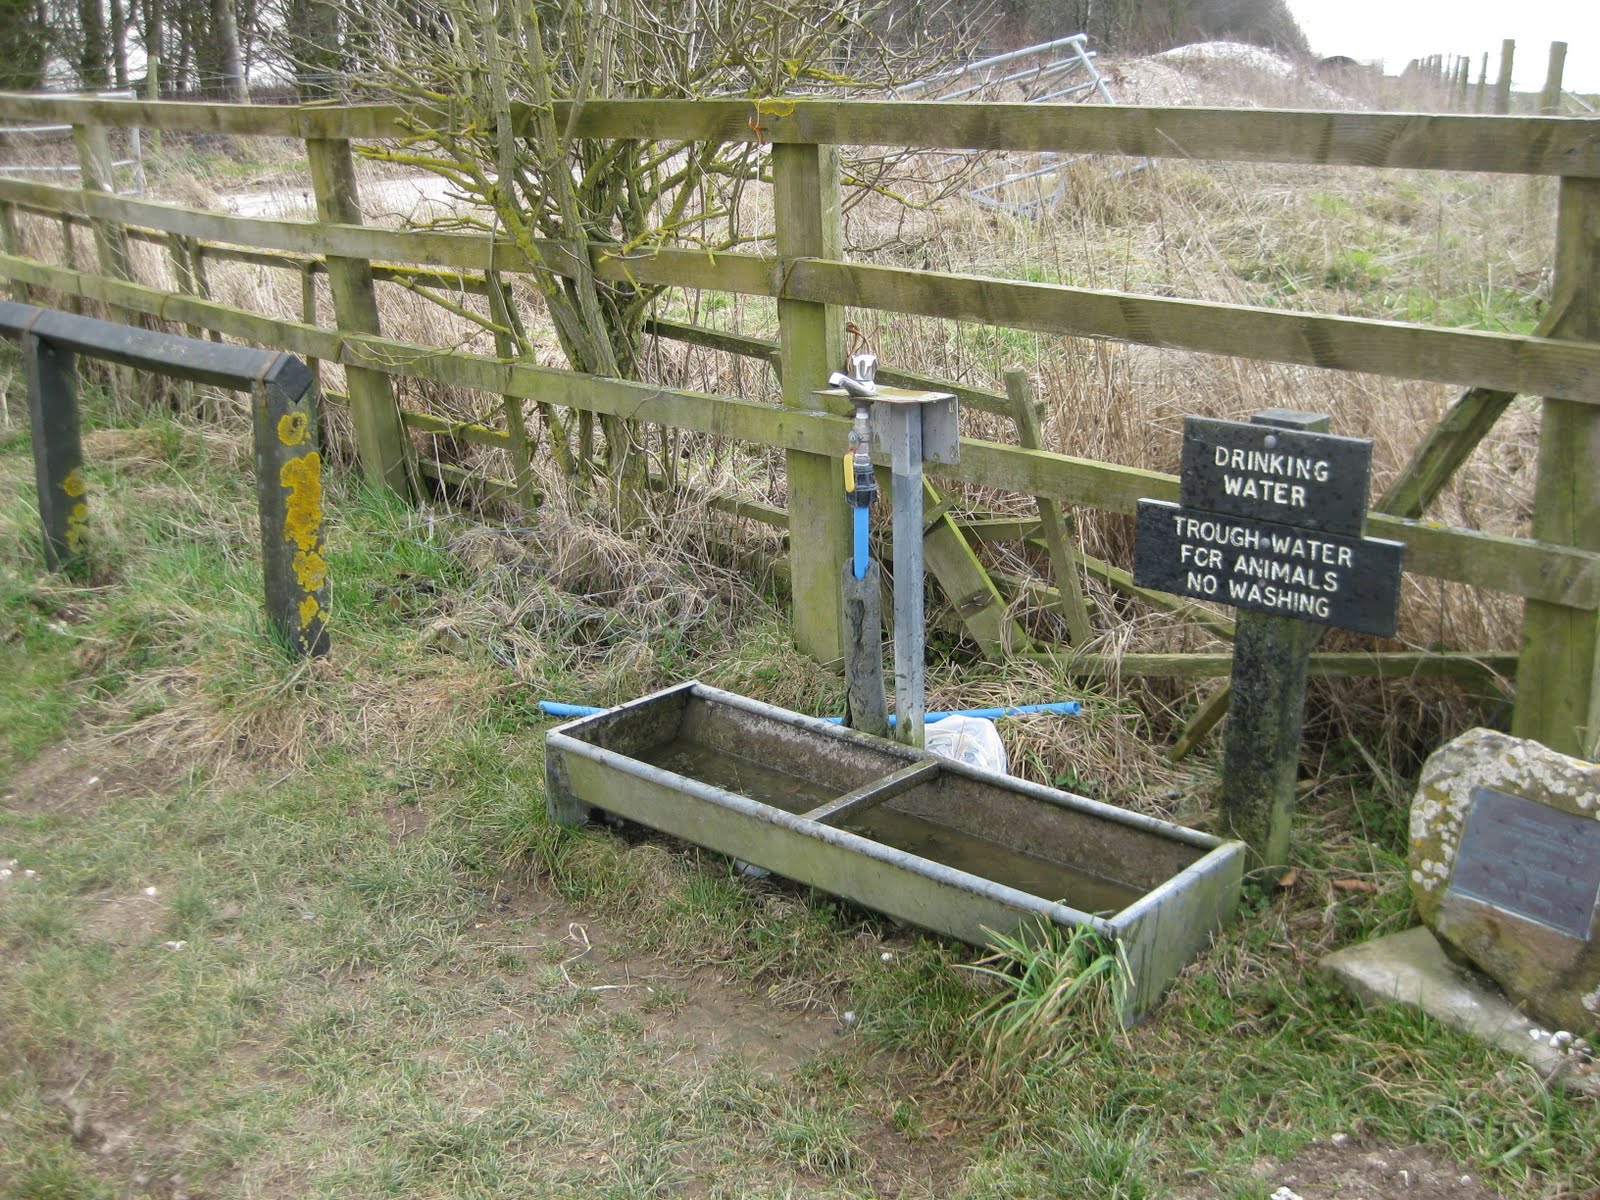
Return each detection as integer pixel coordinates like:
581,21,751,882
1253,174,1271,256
546,681,1245,1020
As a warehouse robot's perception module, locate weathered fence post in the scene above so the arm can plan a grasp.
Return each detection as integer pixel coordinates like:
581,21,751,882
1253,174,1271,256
1494,39,1515,114
1513,177,1600,758
0,201,31,302
251,355,329,657
71,121,132,285
298,261,322,395
164,233,197,316
22,332,88,574
305,136,415,500
1540,42,1568,115
1006,369,1092,644
485,273,538,509
143,44,161,153
774,141,850,663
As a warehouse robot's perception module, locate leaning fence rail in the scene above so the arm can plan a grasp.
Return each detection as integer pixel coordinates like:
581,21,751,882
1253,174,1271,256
0,299,326,656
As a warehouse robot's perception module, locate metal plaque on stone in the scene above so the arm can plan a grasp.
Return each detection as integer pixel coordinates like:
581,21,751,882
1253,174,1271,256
1180,416,1375,534
1134,499,1404,637
1448,785,1600,940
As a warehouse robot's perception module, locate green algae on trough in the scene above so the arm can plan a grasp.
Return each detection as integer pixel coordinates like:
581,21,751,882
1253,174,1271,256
546,682,1245,1020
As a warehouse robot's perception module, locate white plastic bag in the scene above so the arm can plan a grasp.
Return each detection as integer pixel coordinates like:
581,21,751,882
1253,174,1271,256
924,715,1008,775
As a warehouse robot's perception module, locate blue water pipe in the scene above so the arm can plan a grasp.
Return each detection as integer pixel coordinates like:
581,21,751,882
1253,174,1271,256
851,504,871,580
539,699,1081,723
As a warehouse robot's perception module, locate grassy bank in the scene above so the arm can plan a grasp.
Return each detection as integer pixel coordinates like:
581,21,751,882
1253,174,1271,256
2,353,1596,1199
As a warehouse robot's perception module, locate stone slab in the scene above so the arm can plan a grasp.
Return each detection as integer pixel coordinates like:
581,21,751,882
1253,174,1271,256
1321,926,1599,1095
1410,729,1600,1034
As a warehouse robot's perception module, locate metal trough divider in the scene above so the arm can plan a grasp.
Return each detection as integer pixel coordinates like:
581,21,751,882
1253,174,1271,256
803,760,943,827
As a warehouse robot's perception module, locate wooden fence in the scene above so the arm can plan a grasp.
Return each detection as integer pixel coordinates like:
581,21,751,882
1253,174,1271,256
0,92,1597,758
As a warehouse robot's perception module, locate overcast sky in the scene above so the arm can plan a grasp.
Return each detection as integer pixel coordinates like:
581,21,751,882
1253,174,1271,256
1284,0,1600,93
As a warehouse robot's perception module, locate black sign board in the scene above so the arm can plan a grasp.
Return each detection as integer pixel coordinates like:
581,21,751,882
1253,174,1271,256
1449,785,1600,940
1135,499,1404,637
1180,416,1374,535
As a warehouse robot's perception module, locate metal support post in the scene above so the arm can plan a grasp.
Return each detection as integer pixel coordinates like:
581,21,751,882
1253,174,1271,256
883,402,927,748
824,362,957,751
840,364,890,737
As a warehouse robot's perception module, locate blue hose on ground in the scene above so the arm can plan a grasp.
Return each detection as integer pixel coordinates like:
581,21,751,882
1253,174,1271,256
539,699,1081,722
539,701,614,718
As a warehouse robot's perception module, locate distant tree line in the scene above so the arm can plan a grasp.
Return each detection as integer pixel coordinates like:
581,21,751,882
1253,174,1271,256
0,0,402,99
0,0,261,97
0,0,1307,98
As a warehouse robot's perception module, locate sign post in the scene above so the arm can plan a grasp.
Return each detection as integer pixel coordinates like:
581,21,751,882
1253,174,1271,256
1134,410,1404,872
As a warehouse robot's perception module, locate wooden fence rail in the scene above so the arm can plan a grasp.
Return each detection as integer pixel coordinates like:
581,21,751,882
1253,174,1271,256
1,95,1598,177
5,252,1592,611
4,178,1599,406
1,91,1597,756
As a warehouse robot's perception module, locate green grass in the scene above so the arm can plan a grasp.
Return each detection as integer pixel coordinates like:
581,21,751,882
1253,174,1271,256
2,370,1596,1198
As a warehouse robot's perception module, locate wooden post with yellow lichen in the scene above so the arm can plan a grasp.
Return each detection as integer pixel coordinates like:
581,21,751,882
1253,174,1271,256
23,332,89,575
252,354,329,657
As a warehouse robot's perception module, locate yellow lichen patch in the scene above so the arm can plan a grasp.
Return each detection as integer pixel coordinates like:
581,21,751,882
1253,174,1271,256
61,467,86,498
64,501,88,554
279,451,323,552
278,410,309,447
298,594,321,629
292,546,327,593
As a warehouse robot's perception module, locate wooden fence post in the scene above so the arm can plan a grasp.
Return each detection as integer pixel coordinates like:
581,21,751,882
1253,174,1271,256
485,272,538,509
22,332,88,575
1512,177,1600,758
299,261,322,395
72,120,135,343
1006,370,1092,644
774,141,849,663
1495,39,1515,114
144,46,161,153
71,122,132,284
0,202,31,302
305,136,416,500
1541,42,1568,115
